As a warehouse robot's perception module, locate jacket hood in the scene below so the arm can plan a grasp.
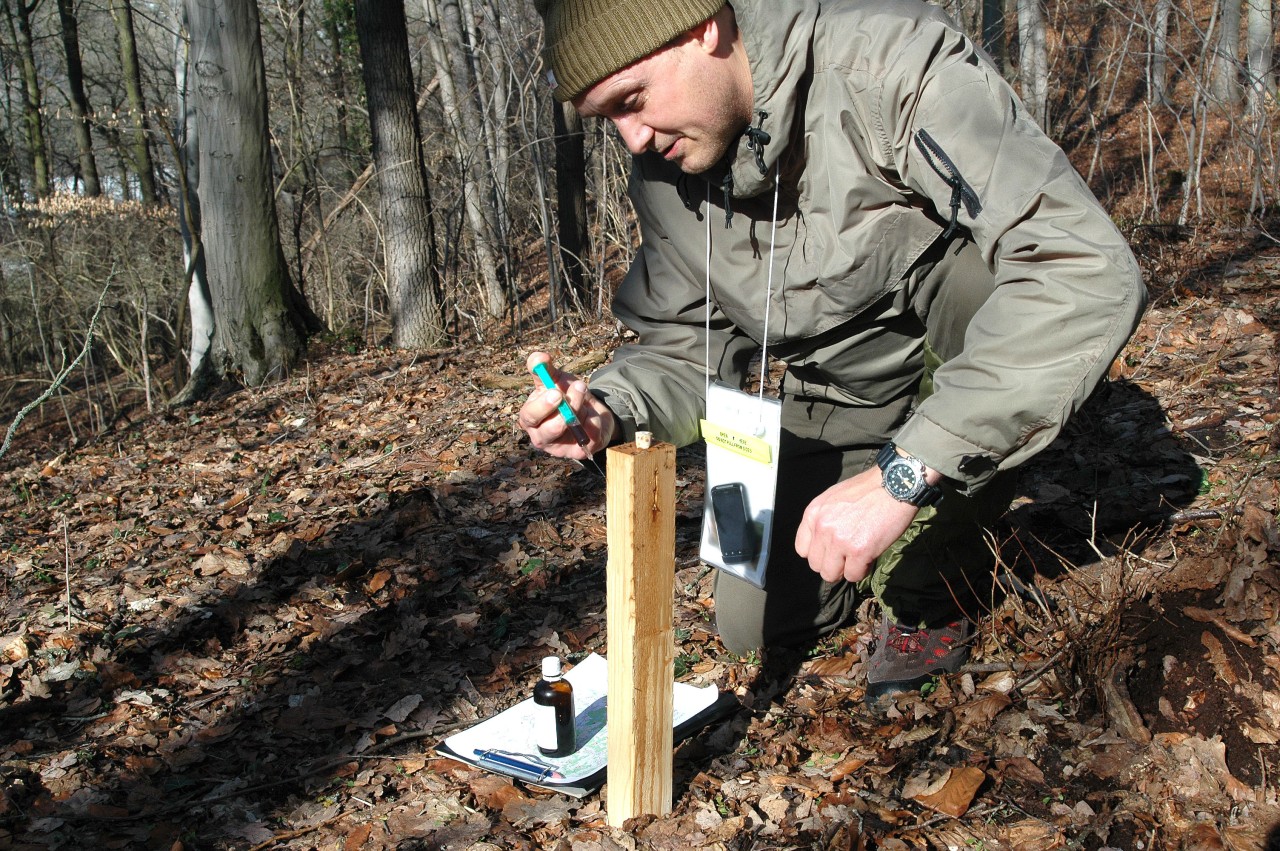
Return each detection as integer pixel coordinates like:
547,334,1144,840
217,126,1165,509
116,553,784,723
725,0,818,198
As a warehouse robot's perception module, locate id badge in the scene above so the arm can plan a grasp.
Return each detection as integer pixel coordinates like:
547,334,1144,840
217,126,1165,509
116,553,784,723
699,383,781,588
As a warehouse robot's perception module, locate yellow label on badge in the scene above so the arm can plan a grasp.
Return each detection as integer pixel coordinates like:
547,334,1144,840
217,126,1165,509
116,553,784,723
700,420,773,464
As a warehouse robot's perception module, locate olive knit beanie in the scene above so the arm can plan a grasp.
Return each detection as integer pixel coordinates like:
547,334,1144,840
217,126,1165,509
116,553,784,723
534,0,726,102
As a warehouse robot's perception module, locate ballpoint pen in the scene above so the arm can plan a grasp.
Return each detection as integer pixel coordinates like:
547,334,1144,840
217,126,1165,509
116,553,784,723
530,361,592,449
473,748,565,781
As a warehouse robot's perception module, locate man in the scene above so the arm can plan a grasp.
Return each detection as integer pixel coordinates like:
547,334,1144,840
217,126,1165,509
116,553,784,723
519,0,1145,702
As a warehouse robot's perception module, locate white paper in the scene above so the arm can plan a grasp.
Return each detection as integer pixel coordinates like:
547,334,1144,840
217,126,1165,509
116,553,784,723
438,653,721,792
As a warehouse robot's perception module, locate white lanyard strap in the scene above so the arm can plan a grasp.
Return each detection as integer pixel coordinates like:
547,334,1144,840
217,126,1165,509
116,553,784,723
703,168,782,411
704,182,713,402
758,165,780,403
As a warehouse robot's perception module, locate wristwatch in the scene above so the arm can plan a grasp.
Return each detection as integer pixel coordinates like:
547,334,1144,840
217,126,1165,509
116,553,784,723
875,443,944,507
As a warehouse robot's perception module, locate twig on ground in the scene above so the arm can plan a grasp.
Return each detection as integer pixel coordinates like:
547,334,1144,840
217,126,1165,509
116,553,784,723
1010,646,1071,697
245,813,346,851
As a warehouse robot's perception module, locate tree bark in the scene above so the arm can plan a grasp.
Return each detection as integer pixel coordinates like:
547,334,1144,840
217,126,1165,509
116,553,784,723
111,0,159,205
1016,0,1049,129
181,0,316,392
424,0,507,318
1150,0,1173,107
354,0,448,348
1246,0,1274,115
1212,0,1243,108
55,0,101,196
171,0,213,399
466,0,511,245
0,102,25,205
981,0,1006,72
323,3,353,158
6,0,50,198
553,100,588,309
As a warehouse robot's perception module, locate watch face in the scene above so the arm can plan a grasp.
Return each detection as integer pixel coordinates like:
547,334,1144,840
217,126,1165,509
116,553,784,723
883,459,921,501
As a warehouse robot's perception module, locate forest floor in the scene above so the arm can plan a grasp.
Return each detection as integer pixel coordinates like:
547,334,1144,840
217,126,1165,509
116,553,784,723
0,220,1278,850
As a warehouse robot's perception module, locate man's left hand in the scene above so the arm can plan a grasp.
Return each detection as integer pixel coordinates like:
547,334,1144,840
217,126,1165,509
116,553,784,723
794,467,922,584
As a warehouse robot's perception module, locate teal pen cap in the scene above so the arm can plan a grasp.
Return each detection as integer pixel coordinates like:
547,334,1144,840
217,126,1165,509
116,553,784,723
531,361,592,448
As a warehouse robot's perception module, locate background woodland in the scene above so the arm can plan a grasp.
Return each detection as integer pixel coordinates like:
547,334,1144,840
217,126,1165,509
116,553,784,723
0,0,1276,422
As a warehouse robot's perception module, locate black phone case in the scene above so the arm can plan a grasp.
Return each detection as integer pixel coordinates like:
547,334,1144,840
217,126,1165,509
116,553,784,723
710,482,756,564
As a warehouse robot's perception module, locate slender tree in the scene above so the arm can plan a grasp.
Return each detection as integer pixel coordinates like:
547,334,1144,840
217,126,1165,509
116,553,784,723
424,0,507,318
0,112,25,204
1212,0,1243,108
176,0,318,398
981,0,1006,72
322,0,355,158
110,0,159,204
354,0,447,347
1246,0,1274,115
553,101,588,309
1149,0,1174,107
55,0,101,196
1017,0,1049,128
5,0,50,198
171,0,209,393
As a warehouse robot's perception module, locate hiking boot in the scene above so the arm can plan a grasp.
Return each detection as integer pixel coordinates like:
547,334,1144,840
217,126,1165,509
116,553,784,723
865,615,972,705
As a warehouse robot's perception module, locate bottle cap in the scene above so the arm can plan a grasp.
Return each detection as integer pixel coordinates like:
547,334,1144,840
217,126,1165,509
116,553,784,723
541,656,562,678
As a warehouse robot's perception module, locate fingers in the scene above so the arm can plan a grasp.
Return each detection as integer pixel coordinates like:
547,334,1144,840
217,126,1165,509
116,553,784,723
517,352,616,459
796,471,911,585
526,351,550,372
798,523,871,584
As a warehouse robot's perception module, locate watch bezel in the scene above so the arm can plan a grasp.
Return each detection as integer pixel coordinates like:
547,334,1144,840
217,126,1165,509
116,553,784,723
876,443,944,507
882,454,927,501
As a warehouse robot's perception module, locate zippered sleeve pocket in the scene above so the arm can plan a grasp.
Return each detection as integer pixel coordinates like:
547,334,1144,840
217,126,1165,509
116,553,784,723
913,128,982,240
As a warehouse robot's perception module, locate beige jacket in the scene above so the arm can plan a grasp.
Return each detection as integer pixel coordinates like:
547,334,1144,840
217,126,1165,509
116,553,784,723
588,0,1146,492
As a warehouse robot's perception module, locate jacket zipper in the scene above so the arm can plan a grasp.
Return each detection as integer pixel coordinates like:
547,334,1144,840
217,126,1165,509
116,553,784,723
913,128,981,240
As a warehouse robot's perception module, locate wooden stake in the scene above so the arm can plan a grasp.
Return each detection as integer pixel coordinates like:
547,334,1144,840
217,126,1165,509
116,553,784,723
605,436,676,827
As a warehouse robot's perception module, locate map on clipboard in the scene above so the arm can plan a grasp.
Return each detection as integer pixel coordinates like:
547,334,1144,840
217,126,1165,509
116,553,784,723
436,653,736,796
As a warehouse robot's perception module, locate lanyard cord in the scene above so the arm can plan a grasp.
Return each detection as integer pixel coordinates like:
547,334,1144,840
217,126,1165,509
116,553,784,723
704,181,713,403
703,166,782,424
758,164,780,405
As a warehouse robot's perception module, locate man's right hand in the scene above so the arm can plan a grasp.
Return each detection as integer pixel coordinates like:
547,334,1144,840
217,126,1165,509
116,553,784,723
517,352,617,460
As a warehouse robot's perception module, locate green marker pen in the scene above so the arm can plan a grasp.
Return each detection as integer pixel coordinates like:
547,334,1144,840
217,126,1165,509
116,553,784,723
531,361,592,448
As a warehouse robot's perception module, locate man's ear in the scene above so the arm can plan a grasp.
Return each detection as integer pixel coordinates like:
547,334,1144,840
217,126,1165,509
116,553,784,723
688,14,722,55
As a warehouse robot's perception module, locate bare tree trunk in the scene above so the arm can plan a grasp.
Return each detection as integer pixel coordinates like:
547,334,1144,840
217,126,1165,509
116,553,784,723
1246,0,1274,114
423,0,506,318
354,0,448,348
323,4,353,157
553,101,588,310
981,0,1006,72
172,0,213,397
470,0,511,251
1212,0,1244,108
179,0,316,395
55,0,101,196
1017,0,1049,129
1149,0,1173,107
5,0,50,198
111,0,159,205
0,122,23,205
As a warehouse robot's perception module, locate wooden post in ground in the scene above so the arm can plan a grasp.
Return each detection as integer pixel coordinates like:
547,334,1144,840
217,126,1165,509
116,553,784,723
605,433,676,827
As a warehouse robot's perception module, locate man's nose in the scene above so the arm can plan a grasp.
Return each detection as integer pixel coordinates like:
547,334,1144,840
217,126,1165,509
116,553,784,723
613,116,653,155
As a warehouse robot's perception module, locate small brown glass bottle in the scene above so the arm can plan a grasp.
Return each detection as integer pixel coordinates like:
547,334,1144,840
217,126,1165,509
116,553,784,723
533,656,576,757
